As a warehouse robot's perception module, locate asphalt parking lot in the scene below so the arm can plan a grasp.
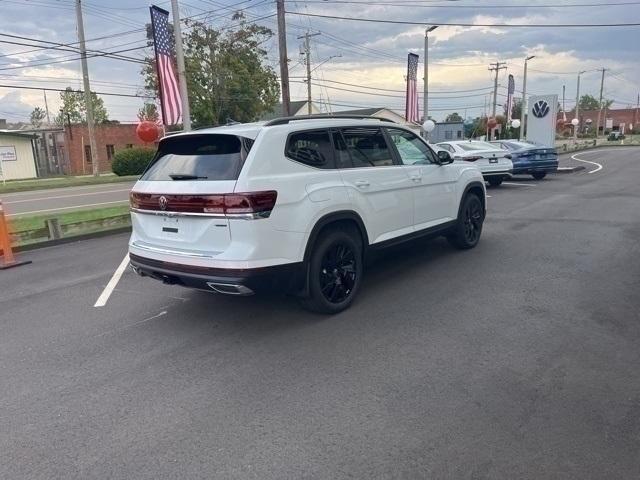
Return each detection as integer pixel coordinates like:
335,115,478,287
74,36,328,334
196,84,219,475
2,147,640,479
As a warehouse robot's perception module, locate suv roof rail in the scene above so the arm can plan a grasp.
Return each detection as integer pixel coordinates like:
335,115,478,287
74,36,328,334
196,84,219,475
264,114,395,126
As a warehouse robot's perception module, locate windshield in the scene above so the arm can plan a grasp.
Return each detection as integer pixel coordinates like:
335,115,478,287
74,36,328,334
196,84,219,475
458,142,498,151
141,134,252,181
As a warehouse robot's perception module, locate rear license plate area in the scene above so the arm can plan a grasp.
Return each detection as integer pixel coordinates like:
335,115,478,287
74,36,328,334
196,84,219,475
489,158,498,163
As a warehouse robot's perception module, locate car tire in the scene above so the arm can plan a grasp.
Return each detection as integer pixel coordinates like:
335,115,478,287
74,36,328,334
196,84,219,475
300,227,363,314
487,177,503,187
532,172,547,180
447,194,484,250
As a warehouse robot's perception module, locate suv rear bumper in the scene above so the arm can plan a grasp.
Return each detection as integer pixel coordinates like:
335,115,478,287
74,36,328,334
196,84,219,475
129,253,305,295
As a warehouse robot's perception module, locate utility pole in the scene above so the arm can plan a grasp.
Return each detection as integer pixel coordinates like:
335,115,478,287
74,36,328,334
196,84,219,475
595,68,606,138
75,0,99,176
276,0,291,117
298,31,321,115
488,61,506,140
519,55,534,141
562,85,566,116
171,0,191,131
574,70,586,142
43,90,51,125
423,26,438,125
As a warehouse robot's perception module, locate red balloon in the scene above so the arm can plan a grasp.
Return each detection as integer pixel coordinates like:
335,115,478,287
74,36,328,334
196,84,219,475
487,117,498,129
136,121,160,143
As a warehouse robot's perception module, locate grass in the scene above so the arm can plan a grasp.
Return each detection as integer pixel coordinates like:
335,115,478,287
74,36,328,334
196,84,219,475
11,205,130,233
0,174,139,194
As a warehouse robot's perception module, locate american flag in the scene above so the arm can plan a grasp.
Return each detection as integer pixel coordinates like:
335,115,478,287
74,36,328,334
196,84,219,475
506,74,515,123
405,53,419,123
150,6,182,126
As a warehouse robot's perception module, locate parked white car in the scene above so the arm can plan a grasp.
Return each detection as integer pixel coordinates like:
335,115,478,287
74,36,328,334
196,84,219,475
129,115,486,313
436,140,513,186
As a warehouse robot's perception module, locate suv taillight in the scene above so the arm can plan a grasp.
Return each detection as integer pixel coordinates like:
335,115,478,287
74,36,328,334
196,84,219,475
130,191,278,218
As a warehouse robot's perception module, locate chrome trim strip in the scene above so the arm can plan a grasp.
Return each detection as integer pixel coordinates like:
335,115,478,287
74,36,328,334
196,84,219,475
130,241,219,258
130,208,270,220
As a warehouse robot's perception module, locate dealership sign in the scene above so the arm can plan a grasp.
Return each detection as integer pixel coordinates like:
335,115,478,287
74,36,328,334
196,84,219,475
526,95,558,147
0,146,17,162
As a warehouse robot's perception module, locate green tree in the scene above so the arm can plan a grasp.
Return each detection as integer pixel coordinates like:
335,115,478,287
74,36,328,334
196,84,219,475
445,112,463,122
142,12,279,127
577,94,613,112
137,102,160,123
504,98,522,122
29,107,46,128
54,87,109,125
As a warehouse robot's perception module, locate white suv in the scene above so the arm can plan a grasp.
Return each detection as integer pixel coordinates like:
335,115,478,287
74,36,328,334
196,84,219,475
129,116,486,313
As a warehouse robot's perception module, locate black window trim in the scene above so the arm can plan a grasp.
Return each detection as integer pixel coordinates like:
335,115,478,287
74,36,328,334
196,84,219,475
284,128,336,170
384,126,439,165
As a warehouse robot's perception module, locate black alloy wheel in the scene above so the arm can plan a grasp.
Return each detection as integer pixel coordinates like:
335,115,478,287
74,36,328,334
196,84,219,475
319,243,357,304
463,198,483,245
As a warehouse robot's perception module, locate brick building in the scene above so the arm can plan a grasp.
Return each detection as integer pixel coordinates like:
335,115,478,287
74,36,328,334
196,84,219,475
62,124,154,175
558,107,639,134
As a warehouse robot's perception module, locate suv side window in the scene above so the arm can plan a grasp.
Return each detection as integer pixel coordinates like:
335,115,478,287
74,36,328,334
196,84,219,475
338,127,395,168
386,128,437,165
285,129,334,169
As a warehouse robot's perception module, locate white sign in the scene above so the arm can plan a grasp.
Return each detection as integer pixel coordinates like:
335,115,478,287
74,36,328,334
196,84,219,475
606,118,613,129
526,94,558,147
0,145,17,162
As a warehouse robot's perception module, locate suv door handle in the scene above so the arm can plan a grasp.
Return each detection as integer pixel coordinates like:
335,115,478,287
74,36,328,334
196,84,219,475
355,180,370,188
410,174,422,182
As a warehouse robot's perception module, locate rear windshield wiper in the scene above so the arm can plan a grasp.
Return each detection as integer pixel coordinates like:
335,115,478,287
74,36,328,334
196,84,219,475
169,174,208,180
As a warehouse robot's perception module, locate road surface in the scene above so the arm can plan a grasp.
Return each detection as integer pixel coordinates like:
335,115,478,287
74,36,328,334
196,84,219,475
1,182,135,216
1,148,639,479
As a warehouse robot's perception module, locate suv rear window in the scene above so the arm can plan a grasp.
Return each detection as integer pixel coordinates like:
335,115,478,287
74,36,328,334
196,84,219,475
286,130,334,169
141,134,251,181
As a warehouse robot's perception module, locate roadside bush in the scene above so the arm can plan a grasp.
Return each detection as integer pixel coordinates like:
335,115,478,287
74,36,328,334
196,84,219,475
111,147,155,176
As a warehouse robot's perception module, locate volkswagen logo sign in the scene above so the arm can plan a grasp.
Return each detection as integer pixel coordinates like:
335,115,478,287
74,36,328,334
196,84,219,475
532,100,550,118
158,196,168,211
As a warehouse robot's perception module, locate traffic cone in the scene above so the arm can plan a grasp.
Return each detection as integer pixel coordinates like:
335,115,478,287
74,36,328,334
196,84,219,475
0,200,31,269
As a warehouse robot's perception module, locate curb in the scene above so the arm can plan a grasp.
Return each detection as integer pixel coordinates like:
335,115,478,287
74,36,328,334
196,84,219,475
557,166,586,173
15,226,131,253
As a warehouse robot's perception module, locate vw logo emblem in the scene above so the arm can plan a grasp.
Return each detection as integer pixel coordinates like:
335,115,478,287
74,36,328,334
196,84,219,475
158,196,168,210
532,100,550,118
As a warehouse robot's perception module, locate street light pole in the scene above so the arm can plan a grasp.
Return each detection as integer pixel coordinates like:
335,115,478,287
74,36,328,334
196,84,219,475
423,25,437,129
519,55,535,141
574,70,586,142
171,0,191,131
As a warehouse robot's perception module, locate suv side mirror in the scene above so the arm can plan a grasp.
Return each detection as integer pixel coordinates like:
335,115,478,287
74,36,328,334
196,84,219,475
437,150,453,165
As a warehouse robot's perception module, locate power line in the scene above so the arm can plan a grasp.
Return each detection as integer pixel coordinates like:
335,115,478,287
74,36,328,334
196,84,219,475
296,0,640,8
0,84,155,99
285,11,640,27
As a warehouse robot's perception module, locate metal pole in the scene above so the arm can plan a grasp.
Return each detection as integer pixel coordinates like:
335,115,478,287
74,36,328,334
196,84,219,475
306,35,311,114
488,61,506,140
276,0,291,117
519,60,528,140
75,0,99,176
596,68,605,138
170,0,191,131
424,29,428,123
43,90,51,125
297,32,320,115
574,72,582,142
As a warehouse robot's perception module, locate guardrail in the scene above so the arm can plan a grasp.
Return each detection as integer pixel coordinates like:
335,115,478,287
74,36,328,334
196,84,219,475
12,213,131,246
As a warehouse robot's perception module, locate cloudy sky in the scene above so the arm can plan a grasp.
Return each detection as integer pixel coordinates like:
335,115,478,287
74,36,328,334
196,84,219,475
0,0,638,124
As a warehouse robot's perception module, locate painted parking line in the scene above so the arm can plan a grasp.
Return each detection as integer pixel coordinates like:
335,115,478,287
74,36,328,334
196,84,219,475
7,200,129,217
502,182,537,187
94,254,130,307
4,188,131,204
571,152,603,173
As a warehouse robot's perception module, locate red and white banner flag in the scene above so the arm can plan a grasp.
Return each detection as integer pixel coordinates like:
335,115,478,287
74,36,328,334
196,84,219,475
150,6,182,126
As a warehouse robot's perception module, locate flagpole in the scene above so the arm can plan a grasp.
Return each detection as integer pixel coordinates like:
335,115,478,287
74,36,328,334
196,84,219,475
170,0,191,130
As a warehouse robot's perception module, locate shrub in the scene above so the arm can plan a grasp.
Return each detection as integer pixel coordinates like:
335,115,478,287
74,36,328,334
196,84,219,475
111,147,155,176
